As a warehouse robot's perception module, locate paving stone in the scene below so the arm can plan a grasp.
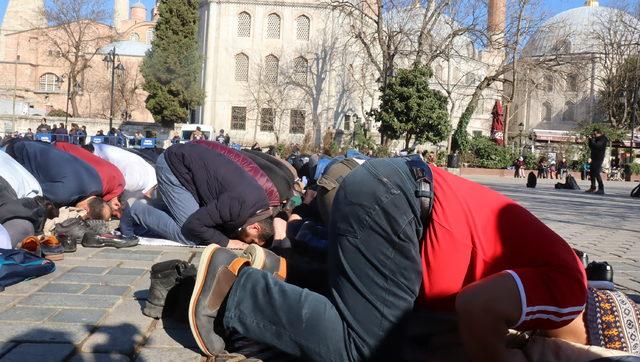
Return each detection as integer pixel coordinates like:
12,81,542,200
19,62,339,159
2,279,49,295
156,251,193,263
55,273,139,286
130,250,163,256
39,283,89,294
118,261,155,269
69,352,131,362
0,295,22,311
19,293,121,309
106,268,147,276
81,301,154,354
82,285,131,296
145,327,197,349
126,272,150,300
69,266,111,275
58,259,122,268
134,347,202,362
92,252,158,261
50,309,106,324
0,322,91,343
0,306,58,322
0,342,75,362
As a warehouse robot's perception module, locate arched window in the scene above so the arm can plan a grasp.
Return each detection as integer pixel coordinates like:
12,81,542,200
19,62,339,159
296,15,310,41
146,29,155,45
129,33,140,42
265,54,279,83
467,43,475,59
434,64,444,81
38,73,61,92
238,12,251,37
544,74,554,92
266,13,281,39
542,101,553,122
563,101,575,122
293,56,308,83
235,53,249,82
567,74,579,92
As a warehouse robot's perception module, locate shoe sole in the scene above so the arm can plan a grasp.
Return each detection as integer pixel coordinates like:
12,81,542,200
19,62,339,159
44,253,64,261
188,244,222,357
244,245,266,269
82,240,138,249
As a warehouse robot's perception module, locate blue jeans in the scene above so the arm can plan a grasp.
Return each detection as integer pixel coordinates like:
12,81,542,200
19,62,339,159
121,153,199,245
223,158,425,361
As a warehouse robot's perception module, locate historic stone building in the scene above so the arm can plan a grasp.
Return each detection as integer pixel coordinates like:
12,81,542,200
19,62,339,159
0,0,157,122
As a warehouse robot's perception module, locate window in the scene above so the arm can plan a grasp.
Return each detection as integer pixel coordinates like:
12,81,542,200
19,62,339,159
261,108,275,131
290,110,305,134
467,43,475,59
344,114,351,131
296,15,310,41
543,101,552,122
434,64,444,81
238,12,251,37
231,106,247,130
266,13,281,39
293,56,308,83
544,75,554,92
563,102,575,123
265,55,279,83
129,33,140,42
235,53,249,82
146,29,155,45
38,73,61,92
567,74,578,92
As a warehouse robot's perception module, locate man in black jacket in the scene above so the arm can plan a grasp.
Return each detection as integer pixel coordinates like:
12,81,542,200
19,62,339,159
122,143,273,248
587,129,608,194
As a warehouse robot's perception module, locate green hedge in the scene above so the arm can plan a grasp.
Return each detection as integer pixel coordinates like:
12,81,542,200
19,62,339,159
462,135,515,169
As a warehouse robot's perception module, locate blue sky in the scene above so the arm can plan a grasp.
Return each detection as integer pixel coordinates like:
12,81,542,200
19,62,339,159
0,0,620,27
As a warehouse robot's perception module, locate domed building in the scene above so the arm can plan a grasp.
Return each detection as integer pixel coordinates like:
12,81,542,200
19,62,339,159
511,0,639,148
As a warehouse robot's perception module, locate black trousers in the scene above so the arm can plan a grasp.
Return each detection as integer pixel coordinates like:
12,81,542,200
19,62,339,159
590,162,604,190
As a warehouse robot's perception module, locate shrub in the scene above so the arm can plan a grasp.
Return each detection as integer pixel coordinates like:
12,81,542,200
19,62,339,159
462,135,514,169
630,163,640,175
47,109,70,118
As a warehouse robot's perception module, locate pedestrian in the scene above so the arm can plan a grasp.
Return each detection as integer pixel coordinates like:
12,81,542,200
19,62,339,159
77,126,87,145
515,156,525,178
215,129,226,144
557,157,568,179
586,129,608,194
190,127,205,141
224,133,231,145
24,128,34,140
549,161,556,179
187,157,588,362
36,118,51,134
537,157,546,179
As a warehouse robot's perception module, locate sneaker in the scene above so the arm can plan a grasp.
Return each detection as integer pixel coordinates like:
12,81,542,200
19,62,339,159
242,245,287,280
143,260,196,320
587,261,614,282
39,236,64,261
189,245,250,357
81,233,139,249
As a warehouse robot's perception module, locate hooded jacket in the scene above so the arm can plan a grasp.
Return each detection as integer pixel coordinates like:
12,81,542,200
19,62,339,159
163,143,269,246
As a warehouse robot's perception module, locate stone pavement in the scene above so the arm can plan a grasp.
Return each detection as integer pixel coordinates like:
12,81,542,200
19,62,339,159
0,175,638,361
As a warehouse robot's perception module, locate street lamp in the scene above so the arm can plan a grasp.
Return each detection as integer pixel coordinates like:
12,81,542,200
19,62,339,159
518,122,524,153
103,47,125,134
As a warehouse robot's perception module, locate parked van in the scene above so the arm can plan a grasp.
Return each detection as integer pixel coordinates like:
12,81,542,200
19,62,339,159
174,124,213,143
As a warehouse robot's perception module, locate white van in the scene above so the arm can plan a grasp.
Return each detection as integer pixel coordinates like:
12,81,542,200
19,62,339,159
174,124,214,143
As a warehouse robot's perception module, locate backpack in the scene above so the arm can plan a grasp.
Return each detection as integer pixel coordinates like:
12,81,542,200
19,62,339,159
316,158,361,224
526,172,537,188
565,175,580,190
632,184,640,198
0,249,55,291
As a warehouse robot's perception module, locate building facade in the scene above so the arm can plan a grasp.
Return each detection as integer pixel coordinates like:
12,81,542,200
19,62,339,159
0,0,157,122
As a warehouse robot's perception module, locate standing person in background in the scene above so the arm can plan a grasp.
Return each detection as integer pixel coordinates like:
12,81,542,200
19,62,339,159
224,133,231,145
549,161,556,180
586,129,608,194
77,126,87,145
36,118,51,134
557,157,568,179
215,129,226,144
24,128,34,140
515,156,525,178
190,127,204,141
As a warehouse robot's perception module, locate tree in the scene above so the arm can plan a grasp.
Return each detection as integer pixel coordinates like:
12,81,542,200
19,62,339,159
599,56,640,129
141,0,203,127
42,0,114,117
371,65,451,149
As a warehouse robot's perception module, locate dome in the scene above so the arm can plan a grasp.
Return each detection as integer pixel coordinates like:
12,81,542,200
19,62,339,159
131,1,146,9
99,40,150,57
525,3,637,57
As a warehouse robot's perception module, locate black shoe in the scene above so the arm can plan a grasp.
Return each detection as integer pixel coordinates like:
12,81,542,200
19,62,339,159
85,219,112,234
585,188,596,193
53,217,88,252
81,233,139,248
189,245,250,357
594,189,605,195
586,261,614,282
143,260,196,320
574,249,589,268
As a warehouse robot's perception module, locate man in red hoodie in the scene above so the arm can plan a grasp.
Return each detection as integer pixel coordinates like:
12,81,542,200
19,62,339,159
55,142,125,218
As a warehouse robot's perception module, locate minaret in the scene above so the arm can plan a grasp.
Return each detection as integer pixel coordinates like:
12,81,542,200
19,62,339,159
114,0,129,31
1,0,46,33
488,0,506,48
585,0,599,6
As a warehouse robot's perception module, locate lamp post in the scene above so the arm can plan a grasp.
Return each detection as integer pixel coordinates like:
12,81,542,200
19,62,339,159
632,88,637,162
103,47,125,133
518,122,524,154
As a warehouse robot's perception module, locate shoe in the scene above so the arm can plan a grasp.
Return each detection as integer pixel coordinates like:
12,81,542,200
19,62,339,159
587,261,614,282
574,249,589,268
594,189,605,195
85,219,112,234
39,236,64,261
143,260,196,320
81,233,139,248
53,217,87,253
585,188,596,193
18,236,41,257
242,245,287,280
189,245,250,357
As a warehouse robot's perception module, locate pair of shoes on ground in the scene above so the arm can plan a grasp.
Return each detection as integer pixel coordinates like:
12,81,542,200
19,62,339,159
18,235,64,261
53,217,113,252
585,188,605,195
189,244,286,356
81,232,139,249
